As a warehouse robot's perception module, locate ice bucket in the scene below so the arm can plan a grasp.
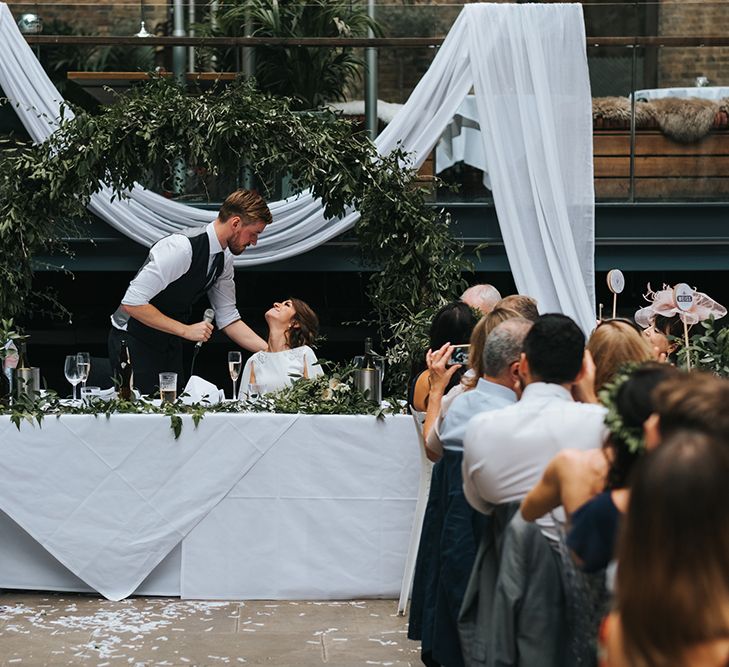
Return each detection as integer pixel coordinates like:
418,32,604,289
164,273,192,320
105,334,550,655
353,367,382,404
13,367,41,399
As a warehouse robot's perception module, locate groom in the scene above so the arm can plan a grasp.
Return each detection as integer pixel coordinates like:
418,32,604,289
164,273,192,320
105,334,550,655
108,189,271,394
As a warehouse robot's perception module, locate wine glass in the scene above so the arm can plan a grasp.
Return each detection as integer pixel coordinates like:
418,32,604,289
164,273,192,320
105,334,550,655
77,352,91,390
228,351,242,399
64,355,81,402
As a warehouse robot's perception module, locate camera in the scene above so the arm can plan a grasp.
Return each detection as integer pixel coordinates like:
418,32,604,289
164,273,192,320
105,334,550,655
447,344,470,366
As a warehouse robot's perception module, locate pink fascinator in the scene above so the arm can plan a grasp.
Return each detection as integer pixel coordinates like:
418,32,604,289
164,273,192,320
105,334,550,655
634,283,727,328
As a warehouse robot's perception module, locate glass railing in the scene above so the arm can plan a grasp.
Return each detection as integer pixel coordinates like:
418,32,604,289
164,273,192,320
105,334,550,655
3,1,729,204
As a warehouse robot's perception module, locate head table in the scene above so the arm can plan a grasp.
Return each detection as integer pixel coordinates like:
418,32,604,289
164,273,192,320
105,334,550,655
0,413,420,601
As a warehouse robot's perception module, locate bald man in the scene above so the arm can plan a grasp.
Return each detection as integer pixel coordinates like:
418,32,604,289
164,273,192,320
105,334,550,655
461,284,502,316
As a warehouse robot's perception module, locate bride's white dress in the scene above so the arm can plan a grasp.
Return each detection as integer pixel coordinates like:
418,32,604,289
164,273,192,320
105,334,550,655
238,345,323,397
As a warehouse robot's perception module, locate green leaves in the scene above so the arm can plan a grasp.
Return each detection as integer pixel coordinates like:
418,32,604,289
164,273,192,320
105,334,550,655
678,317,729,376
0,74,470,395
0,361,402,438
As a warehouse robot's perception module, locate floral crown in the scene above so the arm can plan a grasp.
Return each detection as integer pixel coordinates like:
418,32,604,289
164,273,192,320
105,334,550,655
598,363,645,455
634,283,727,329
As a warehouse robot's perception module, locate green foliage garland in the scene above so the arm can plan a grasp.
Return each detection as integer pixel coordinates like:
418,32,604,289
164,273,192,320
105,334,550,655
0,77,468,392
0,363,398,438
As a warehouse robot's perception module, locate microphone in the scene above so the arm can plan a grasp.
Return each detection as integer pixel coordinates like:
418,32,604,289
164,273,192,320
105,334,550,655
195,308,215,349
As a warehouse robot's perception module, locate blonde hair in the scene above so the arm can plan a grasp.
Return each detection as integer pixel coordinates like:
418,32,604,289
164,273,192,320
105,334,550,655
464,306,522,389
496,295,539,322
588,319,653,391
219,189,272,226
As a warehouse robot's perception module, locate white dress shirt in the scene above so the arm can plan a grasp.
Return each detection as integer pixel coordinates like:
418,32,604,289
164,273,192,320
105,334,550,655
238,346,323,396
114,222,241,330
462,382,607,541
427,378,516,456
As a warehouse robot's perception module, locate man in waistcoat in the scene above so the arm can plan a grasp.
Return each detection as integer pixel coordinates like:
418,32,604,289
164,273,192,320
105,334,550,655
108,189,271,394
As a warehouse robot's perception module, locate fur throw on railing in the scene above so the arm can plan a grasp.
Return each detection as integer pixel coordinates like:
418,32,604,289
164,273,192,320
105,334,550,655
593,96,729,143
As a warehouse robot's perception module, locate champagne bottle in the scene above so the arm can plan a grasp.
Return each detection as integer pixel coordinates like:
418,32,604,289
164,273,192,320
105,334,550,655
17,338,29,371
118,339,134,401
0,366,10,407
363,337,374,370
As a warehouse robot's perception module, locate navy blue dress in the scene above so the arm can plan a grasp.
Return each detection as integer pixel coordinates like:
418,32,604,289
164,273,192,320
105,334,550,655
408,450,488,667
566,491,621,573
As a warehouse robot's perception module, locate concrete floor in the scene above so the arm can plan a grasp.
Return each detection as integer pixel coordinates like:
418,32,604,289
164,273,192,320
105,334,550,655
0,593,420,667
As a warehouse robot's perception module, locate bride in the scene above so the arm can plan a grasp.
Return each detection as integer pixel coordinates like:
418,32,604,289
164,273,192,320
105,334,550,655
239,298,323,396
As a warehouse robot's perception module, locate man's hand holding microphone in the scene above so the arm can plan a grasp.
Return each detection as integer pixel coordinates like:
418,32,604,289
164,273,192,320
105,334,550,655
183,308,215,346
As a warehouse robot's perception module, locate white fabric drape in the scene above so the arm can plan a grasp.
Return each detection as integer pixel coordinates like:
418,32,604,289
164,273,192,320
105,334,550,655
379,5,596,331
0,2,595,329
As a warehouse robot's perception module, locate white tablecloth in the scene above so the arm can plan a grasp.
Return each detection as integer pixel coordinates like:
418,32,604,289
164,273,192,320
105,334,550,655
632,86,729,101
0,413,419,600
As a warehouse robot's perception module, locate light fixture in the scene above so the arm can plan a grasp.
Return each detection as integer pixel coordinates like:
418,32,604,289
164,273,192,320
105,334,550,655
17,13,43,34
135,0,150,37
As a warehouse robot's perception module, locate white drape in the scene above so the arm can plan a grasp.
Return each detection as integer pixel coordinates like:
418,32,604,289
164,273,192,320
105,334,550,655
379,5,596,331
0,2,595,330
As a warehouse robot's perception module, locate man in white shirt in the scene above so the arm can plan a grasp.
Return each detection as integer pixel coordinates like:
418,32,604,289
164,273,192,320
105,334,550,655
463,313,606,542
108,189,270,393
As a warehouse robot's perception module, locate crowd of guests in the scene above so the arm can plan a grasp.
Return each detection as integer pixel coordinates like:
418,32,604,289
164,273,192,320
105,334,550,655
407,284,729,667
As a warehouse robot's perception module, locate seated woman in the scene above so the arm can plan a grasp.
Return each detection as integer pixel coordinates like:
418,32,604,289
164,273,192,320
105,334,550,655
601,431,729,667
239,298,322,396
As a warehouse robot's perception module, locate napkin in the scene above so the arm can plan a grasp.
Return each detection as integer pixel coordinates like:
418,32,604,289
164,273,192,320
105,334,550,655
182,376,224,406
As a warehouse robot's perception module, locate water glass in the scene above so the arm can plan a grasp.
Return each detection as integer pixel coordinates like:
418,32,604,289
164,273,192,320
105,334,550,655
77,352,91,390
159,372,178,404
228,351,242,399
64,355,81,401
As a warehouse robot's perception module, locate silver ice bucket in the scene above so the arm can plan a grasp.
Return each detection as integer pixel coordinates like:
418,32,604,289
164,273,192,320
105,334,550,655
14,367,41,399
353,367,382,404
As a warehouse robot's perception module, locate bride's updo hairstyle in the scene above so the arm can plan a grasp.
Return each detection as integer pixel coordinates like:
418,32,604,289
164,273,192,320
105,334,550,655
286,298,319,349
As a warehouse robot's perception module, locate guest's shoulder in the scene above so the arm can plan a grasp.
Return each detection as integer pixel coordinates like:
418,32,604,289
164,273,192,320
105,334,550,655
563,400,607,419
464,402,519,440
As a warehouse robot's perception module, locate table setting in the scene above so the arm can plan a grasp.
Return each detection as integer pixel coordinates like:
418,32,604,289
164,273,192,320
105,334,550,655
0,329,419,602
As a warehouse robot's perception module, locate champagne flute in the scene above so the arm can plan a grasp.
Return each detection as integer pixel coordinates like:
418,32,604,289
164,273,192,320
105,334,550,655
228,351,242,399
77,352,91,390
64,355,81,402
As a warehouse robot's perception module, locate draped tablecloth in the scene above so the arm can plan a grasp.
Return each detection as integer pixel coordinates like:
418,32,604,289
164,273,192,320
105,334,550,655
0,413,419,600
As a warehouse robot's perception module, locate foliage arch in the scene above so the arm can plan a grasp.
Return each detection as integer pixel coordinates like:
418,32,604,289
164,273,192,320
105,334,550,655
0,78,469,388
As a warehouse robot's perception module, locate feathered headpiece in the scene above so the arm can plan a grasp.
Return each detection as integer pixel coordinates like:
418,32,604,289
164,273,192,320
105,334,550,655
634,283,727,328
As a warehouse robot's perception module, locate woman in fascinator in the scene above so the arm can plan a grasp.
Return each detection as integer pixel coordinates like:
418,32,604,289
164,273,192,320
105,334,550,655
634,283,727,360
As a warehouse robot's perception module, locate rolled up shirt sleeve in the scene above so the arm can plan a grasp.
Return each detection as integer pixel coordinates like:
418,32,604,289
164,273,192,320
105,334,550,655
122,235,192,306
207,253,241,330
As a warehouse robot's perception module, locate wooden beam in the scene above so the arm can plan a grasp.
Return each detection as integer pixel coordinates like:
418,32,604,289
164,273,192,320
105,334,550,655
24,35,729,48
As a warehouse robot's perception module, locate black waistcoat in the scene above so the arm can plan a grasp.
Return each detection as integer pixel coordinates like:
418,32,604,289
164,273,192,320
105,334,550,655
127,229,224,351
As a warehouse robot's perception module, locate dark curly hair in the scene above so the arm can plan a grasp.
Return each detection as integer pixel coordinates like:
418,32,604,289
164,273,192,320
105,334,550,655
284,298,319,349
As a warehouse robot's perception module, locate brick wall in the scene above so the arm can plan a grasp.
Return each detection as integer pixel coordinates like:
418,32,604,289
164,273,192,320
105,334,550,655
5,0,167,37
658,1,729,87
